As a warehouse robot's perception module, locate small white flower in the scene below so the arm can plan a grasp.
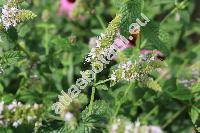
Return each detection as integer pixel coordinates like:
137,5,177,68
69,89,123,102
111,124,119,131
25,104,31,109
121,70,126,79
134,119,140,127
100,33,105,38
111,73,117,81
89,37,97,48
0,120,3,125
33,103,39,110
0,101,4,115
17,102,22,107
27,116,34,122
7,99,17,111
0,66,4,75
125,122,133,133
149,126,163,133
7,104,14,110
1,3,19,30
64,112,74,122
35,121,42,127
12,120,22,128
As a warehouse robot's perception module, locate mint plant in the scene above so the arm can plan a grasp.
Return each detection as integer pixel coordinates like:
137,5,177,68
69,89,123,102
0,0,199,132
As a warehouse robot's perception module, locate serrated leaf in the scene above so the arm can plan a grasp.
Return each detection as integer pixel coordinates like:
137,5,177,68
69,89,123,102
141,21,170,56
120,0,143,37
81,100,111,120
79,100,111,132
1,51,23,65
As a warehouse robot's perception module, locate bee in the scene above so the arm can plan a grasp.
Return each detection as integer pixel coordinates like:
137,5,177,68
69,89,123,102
128,28,140,47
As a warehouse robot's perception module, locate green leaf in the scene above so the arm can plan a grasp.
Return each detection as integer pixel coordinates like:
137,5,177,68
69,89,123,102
75,123,91,133
79,100,111,132
96,84,108,91
192,82,200,93
120,0,143,37
141,21,170,56
17,24,30,37
91,29,103,35
1,51,23,66
2,94,14,103
169,88,192,100
0,83,3,94
190,106,200,124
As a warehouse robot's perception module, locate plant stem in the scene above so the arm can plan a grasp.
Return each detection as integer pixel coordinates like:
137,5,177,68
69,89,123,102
67,53,74,85
44,26,49,55
141,105,159,123
96,14,106,30
88,74,97,115
88,86,96,115
161,0,188,24
16,41,31,58
162,106,187,129
94,78,112,86
114,82,134,116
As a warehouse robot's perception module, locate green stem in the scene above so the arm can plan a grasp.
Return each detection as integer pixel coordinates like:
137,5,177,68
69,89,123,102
17,41,31,58
47,114,63,121
67,53,74,85
88,87,96,115
162,106,187,129
161,0,188,24
141,105,159,123
94,78,112,87
96,14,106,30
44,26,49,55
114,82,134,116
88,74,97,115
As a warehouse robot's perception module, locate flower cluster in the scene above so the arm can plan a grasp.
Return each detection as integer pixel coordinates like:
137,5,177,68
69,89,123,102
85,15,121,64
109,118,163,133
1,4,19,30
178,62,200,88
111,52,163,84
52,92,88,129
0,100,43,131
0,0,36,30
52,15,121,114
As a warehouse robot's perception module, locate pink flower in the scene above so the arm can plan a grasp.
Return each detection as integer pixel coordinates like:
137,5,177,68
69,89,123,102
114,36,133,51
58,0,76,19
